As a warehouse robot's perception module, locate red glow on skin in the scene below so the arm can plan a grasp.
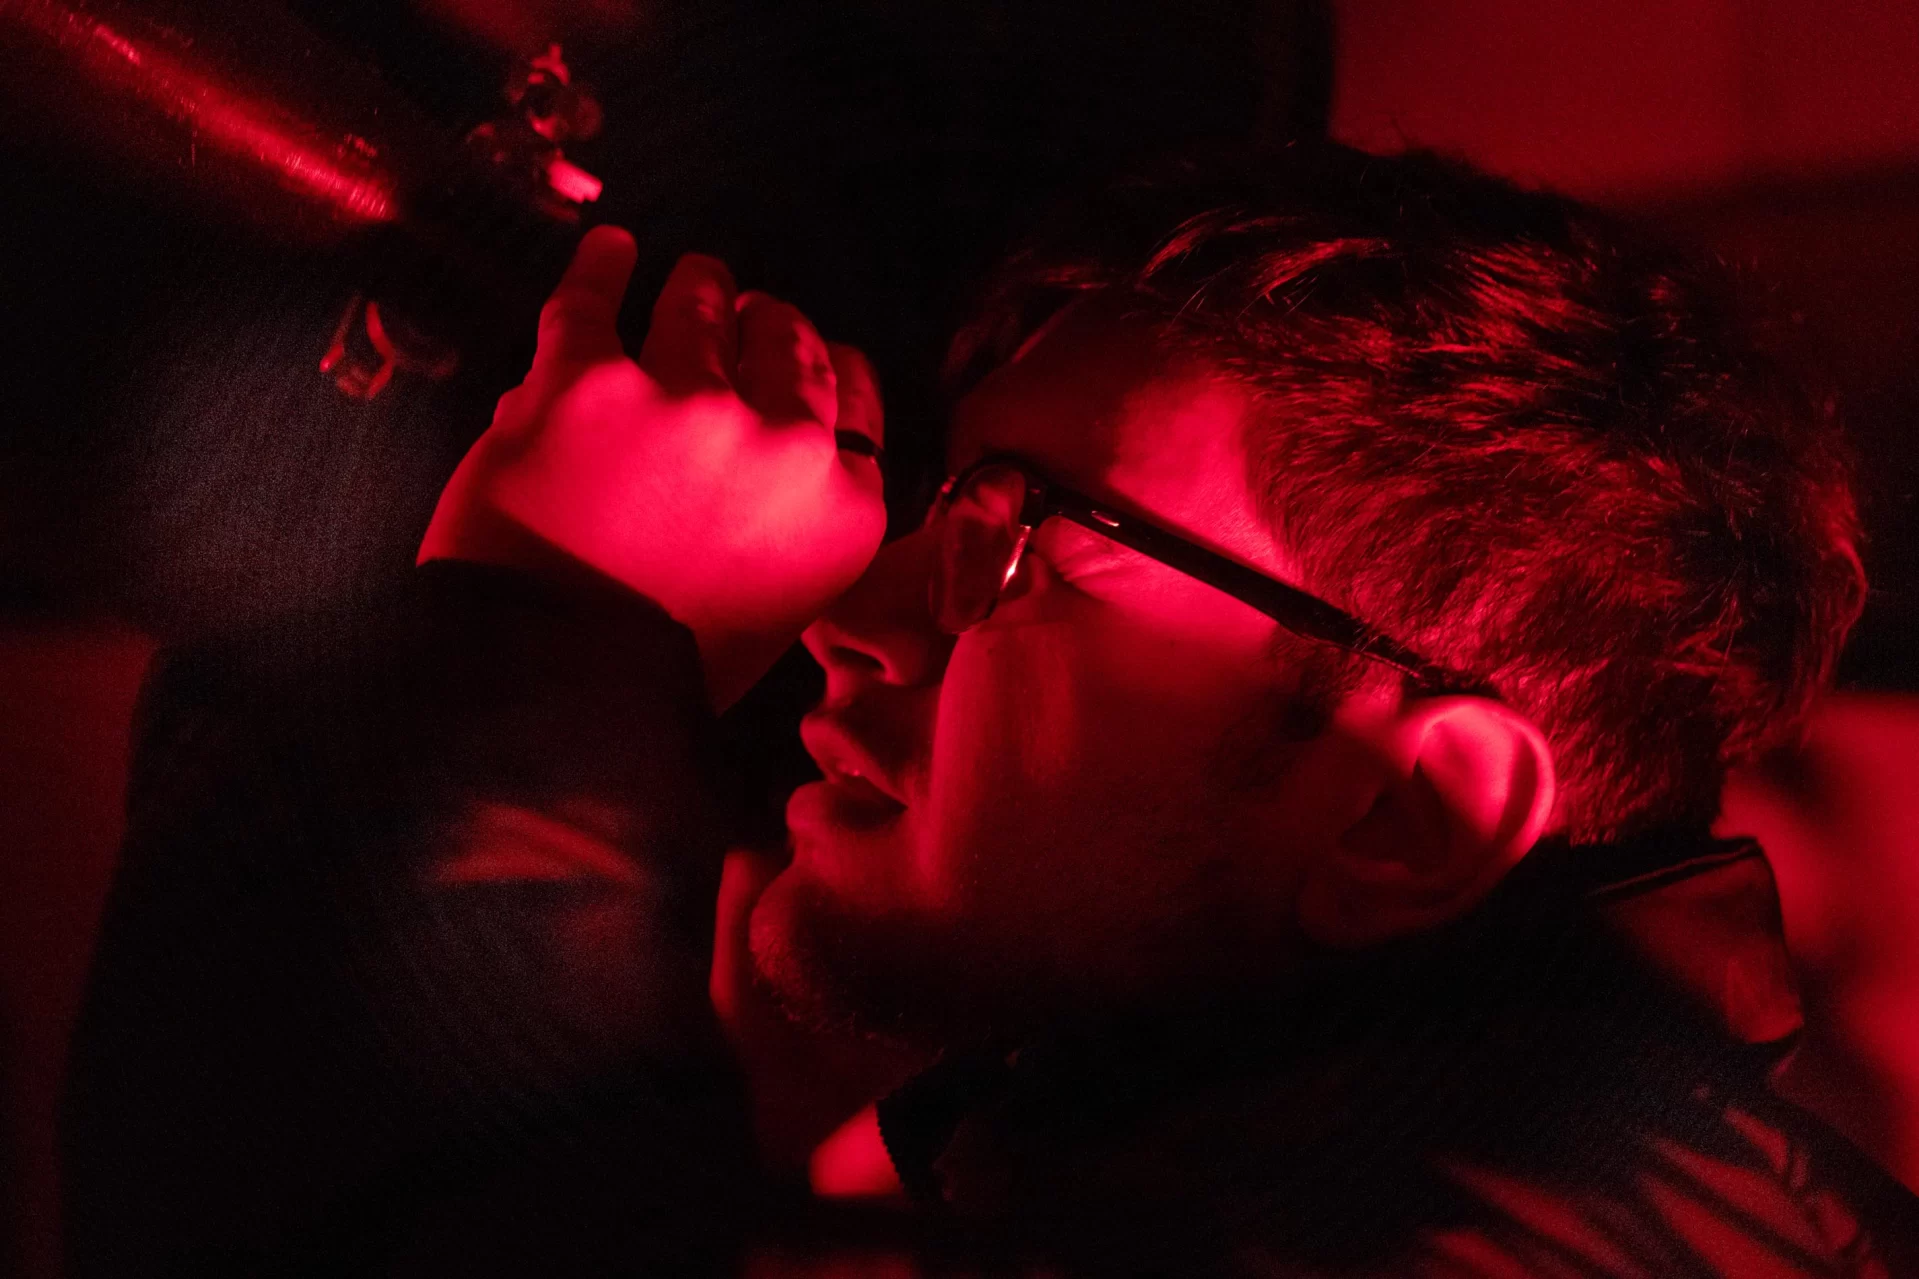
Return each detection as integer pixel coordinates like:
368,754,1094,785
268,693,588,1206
27,0,394,225
809,1104,901,1200
712,850,924,1178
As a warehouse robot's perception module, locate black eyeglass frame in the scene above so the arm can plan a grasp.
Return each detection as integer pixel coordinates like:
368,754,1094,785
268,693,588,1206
931,453,1480,695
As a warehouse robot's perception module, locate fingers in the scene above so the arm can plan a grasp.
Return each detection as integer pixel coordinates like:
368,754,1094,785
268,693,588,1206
618,253,867,460
828,342,883,456
533,225,637,378
735,291,837,428
639,253,739,393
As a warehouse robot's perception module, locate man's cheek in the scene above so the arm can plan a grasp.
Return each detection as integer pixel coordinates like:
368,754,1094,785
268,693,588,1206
925,704,1061,893
946,623,1087,763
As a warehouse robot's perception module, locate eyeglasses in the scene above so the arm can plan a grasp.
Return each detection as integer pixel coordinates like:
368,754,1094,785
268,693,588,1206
926,453,1475,694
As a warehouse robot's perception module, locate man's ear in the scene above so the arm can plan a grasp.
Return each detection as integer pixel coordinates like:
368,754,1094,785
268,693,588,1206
1297,696,1556,950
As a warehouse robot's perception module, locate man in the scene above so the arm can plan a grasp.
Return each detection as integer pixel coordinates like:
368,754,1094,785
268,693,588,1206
64,145,1916,1274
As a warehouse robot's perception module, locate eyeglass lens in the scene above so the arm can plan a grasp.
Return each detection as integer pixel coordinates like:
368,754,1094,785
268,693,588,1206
930,464,1031,633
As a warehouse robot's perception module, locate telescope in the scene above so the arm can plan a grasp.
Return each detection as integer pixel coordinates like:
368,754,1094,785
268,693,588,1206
0,0,894,457
0,0,602,400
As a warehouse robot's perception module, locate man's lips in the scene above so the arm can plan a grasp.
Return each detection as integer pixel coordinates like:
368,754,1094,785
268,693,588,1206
787,776,903,836
798,713,907,809
818,766,901,810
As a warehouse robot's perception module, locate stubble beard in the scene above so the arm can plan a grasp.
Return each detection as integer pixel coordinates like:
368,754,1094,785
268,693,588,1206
747,710,1312,1058
746,867,966,1054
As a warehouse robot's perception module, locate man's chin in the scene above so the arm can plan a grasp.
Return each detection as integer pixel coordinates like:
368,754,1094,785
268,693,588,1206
747,862,955,1051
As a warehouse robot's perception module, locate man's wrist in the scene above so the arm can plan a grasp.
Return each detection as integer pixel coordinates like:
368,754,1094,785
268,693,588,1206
418,508,775,711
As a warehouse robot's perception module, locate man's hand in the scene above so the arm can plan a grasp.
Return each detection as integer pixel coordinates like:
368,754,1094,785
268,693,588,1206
420,227,888,709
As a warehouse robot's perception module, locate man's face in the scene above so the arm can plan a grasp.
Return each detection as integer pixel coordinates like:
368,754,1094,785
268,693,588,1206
751,306,1360,1044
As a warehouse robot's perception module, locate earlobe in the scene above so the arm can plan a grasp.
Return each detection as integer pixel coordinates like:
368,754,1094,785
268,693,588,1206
1298,697,1556,949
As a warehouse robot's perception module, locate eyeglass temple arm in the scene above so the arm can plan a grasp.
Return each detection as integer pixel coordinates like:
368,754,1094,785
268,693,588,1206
1038,488,1459,688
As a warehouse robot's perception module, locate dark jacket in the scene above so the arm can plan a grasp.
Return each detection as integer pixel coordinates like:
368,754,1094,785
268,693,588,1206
61,564,1919,1276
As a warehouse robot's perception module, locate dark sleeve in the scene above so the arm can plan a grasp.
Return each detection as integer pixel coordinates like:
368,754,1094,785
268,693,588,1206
60,562,756,1276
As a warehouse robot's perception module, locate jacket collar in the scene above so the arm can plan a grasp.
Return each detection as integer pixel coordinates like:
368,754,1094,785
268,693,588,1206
877,830,1805,1207
1577,836,1802,1051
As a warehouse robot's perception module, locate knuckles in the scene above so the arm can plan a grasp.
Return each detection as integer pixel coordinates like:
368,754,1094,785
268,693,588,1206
673,385,757,431
439,249,888,660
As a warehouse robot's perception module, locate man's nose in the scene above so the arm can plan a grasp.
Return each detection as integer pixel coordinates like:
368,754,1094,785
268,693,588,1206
802,527,951,693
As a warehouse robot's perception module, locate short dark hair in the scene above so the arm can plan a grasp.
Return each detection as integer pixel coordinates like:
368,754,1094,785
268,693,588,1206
949,143,1866,842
